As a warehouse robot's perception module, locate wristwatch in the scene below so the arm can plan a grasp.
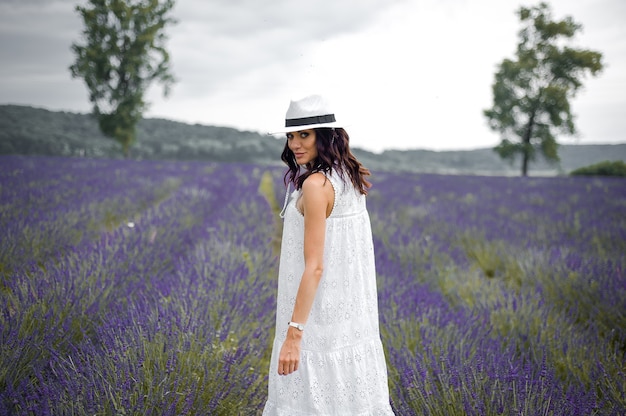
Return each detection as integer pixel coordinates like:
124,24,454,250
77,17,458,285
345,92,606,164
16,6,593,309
288,321,304,331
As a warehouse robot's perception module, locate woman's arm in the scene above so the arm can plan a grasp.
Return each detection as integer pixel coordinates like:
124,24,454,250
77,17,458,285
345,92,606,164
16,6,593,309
277,172,334,376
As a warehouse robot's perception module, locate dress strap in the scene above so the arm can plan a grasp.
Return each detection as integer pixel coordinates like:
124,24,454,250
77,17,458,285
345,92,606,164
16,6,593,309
279,183,291,219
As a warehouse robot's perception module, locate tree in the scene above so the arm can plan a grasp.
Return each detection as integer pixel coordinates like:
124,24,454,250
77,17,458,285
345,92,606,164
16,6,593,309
483,2,603,176
570,160,626,177
70,0,176,157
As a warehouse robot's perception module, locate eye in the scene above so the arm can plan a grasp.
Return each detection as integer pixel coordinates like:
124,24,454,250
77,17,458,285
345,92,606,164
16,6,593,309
286,133,293,140
299,132,309,138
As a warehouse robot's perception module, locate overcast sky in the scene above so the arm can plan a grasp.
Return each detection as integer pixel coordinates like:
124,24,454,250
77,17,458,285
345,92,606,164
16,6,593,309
1,0,624,152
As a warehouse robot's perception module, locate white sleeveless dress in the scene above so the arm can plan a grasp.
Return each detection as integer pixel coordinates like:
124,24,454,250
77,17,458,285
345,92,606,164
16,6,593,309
263,169,394,415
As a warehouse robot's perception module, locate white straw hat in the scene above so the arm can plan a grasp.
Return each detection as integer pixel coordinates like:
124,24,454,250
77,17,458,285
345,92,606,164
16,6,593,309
271,94,342,134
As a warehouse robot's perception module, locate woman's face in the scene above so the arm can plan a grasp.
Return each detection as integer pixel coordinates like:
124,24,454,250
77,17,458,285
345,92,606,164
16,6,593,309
287,129,318,165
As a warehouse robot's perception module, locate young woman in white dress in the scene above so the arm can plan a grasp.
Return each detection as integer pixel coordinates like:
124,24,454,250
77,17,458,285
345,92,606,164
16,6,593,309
263,95,394,415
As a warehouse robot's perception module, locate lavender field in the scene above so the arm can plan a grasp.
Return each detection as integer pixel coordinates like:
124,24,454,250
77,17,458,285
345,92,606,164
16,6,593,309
1,155,625,415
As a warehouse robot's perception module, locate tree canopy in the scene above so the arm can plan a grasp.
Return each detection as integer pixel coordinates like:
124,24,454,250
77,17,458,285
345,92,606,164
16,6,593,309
70,0,176,157
483,2,603,176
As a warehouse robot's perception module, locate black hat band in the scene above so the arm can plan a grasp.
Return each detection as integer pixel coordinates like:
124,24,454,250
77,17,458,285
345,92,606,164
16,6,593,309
285,114,336,128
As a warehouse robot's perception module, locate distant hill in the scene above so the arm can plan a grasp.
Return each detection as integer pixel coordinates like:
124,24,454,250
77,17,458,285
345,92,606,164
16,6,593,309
1,104,625,175
0,104,282,165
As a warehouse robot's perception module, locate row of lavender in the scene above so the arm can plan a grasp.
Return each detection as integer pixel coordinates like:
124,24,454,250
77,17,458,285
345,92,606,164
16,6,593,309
369,171,625,415
1,155,624,414
1,156,278,414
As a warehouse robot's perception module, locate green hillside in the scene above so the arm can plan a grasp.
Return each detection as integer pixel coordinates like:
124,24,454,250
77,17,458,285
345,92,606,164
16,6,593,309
1,104,624,175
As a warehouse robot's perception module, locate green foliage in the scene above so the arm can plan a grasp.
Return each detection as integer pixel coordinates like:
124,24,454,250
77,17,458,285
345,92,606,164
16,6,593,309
70,0,176,157
570,160,626,177
484,2,604,176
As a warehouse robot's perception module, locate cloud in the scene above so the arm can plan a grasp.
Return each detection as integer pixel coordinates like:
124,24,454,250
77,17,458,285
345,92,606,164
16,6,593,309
0,0,624,152
164,0,409,98
0,1,83,94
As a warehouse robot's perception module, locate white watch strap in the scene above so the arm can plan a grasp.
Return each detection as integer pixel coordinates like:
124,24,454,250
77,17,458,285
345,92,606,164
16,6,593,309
288,321,304,331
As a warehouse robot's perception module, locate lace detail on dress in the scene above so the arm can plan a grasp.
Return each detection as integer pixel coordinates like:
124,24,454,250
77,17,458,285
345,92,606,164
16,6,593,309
264,168,394,415
265,338,393,415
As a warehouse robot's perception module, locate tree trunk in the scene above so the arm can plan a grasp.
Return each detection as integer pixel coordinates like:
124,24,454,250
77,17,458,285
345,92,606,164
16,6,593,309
521,110,536,177
122,139,131,159
522,151,529,177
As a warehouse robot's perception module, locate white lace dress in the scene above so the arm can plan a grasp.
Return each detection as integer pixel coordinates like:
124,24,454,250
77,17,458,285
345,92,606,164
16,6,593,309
263,169,394,415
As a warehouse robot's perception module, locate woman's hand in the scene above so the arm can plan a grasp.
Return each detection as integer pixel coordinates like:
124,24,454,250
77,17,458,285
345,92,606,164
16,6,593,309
278,328,303,376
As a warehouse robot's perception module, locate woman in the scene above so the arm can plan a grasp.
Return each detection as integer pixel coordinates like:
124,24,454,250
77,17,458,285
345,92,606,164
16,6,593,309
263,95,394,415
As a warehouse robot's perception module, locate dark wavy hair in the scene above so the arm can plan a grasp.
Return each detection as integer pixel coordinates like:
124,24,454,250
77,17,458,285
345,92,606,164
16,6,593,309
281,128,371,195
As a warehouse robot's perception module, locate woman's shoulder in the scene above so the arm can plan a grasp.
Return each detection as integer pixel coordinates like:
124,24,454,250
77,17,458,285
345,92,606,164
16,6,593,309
301,172,332,192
